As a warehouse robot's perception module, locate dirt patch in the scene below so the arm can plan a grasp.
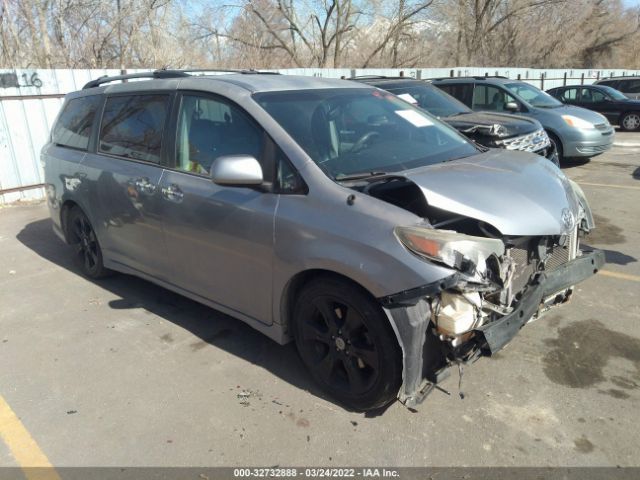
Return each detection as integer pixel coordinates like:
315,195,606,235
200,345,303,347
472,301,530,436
599,388,630,400
542,319,640,389
587,214,625,245
574,436,595,453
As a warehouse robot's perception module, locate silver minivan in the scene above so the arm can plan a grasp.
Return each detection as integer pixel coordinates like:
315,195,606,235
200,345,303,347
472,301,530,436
43,70,604,411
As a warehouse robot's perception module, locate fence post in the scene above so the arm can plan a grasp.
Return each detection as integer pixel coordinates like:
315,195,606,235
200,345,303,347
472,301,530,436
449,69,454,77
484,72,488,77
596,71,600,80
416,70,422,80
540,73,544,90
563,72,567,86
517,73,521,80
580,73,584,85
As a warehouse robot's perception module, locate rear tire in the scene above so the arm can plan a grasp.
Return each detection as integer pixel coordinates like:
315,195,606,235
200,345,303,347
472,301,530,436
292,276,402,411
67,206,110,279
620,112,640,132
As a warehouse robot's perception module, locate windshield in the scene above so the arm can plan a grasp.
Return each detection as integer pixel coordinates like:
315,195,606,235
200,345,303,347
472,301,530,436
504,82,563,108
254,89,478,179
385,84,471,117
599,85,628,100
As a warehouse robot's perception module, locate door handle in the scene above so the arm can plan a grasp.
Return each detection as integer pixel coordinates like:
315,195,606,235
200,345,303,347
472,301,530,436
162,183,184,203
134,177,156,195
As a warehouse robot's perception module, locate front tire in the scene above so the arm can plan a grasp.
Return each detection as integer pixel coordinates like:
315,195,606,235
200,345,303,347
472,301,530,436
547,131,564,164
67,206,110,278
620,112,640,132
292,276,402,411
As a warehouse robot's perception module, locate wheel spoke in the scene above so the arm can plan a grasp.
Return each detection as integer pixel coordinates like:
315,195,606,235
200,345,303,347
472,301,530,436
312,298,339,332
342,307,363,336
84,250,93,270
300,320,331,344
315,349,338,384
350,345,377,369
73,219,83,241
341,357,367,392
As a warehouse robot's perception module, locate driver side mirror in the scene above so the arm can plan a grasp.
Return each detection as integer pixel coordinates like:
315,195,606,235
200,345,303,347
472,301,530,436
210,155,263,187
505,101,519,112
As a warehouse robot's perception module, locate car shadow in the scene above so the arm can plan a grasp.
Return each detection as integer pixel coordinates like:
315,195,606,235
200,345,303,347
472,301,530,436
602,249,637,266
16,218,376,414
560,157,591,169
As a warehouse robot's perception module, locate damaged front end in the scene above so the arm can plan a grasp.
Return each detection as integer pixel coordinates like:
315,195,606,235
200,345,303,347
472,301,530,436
364,160,605,408
381,227,603,407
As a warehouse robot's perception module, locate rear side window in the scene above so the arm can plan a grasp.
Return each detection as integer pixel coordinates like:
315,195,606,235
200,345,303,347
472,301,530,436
472,85,517,111
561,88,578,101
52,96,101,150
598,80,619,89
436,83,474,107
99,94,170,164
621,79,640,93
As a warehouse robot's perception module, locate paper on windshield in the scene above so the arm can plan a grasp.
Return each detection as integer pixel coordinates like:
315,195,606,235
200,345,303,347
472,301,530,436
396,93,418,105
395,109,434,127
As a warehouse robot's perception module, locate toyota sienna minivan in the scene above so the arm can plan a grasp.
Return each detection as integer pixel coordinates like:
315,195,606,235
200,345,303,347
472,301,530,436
43,70,604,411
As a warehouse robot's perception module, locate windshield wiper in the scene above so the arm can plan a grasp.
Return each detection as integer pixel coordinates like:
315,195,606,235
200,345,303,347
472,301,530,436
335,171,389,182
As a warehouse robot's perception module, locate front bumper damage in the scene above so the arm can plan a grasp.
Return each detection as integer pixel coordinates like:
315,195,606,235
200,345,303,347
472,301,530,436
380,249,605,408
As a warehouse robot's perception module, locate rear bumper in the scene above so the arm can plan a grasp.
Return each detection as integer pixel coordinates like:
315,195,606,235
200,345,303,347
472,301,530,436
474,249,605,354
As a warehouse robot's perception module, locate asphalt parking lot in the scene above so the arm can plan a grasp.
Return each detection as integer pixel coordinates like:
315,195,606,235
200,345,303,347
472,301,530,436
1,131,639,469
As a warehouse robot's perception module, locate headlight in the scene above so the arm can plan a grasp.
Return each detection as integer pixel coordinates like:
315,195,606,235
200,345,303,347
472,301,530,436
568,179,595,231
394,226,505,272
562,115,594,129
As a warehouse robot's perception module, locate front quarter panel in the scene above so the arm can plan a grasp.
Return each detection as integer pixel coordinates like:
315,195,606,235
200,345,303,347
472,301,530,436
272,174,456,327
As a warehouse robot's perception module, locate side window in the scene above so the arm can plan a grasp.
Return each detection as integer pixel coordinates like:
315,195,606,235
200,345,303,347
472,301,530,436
561,88,578,101
175,95,263,175
472,85,517,111
599,80,618,89
99,94,169,164
438,84,473,107
625,80,640,93
580,88,605,103
276,153,306,194
52,95,101,150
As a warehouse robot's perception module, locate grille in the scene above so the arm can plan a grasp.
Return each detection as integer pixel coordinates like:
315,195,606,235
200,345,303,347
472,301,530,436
497,129,551,153
507,229,578,295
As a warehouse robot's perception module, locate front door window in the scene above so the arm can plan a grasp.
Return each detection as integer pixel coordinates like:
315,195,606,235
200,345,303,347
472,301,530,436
175,95,263,175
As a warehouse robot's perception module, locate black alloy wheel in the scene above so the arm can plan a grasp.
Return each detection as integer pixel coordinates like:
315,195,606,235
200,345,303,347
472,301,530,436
67,207,109,278
293,277,402,411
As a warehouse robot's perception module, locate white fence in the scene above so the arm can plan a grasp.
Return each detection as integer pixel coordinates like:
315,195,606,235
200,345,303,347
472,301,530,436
2,66,639,204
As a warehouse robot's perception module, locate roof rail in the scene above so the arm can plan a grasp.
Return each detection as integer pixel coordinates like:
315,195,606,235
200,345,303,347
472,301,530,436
349,75,416,81
82,68,280,89
430,75,510,81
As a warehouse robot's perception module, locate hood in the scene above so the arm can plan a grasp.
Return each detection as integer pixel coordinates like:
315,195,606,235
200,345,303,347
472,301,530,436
544,104,609,125
444,111,540,137
400,149,580,236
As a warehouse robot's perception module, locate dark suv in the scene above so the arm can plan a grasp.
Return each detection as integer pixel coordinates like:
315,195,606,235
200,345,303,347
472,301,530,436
354,76,557,165
432,76,614,163
595,76,640,100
